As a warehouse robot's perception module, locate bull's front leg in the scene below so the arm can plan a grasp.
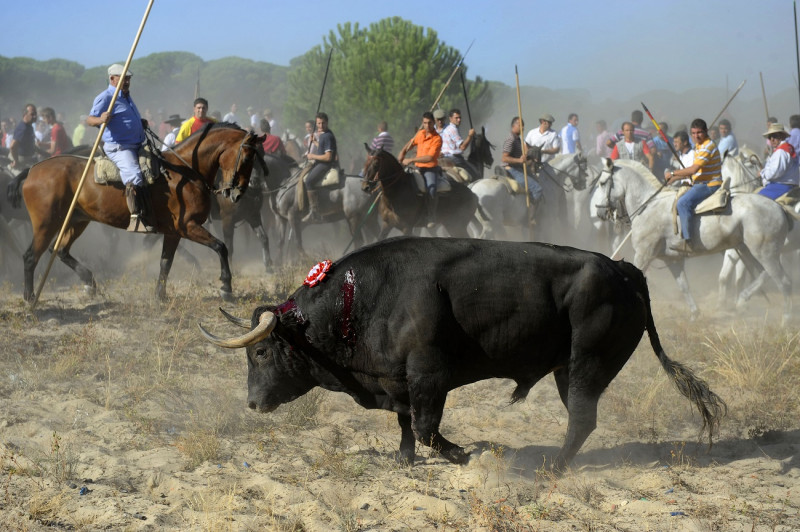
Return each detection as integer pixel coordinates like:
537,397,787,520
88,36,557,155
397,413,415,465
408,387,469,465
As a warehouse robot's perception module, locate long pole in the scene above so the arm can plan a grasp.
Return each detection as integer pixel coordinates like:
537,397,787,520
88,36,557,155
515,65,530,208
641,102,684,168
760,72,770,122
316,48,333,116
30,0,155,311
429,39,474,113
459,69,473,129
709,79,746,128
795,1,800,111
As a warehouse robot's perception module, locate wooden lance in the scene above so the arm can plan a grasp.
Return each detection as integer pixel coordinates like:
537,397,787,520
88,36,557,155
709,79,746,128
30,0,155,311
759,72,770,123
515,65,530,208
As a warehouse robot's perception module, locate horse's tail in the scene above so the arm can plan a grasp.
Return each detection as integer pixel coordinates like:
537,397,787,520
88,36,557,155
7,168,29,209
619,259,727,446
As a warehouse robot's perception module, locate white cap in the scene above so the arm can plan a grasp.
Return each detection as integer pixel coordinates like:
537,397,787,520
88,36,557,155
108,64,132,78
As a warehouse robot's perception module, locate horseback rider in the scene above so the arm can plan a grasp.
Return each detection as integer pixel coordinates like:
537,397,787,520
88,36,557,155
502,116,543,207
664,118,722,253
758,123,800,200
301,112,337,223
440,108,478,181
87,64,154,233
8,104,48,174
398,111,443,228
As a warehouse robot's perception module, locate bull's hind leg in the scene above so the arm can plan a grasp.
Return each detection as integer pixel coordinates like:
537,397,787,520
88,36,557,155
54,221,96,296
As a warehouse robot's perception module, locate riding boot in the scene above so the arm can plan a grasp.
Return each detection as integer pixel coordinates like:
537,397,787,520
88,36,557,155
301,189,323,223
426,194,438,229
125,184,156,233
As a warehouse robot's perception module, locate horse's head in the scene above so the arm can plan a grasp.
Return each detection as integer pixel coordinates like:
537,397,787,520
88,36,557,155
570,153,589,191
218,129,265,202
361,143,400,193
468,126,495,171
593,157,622,221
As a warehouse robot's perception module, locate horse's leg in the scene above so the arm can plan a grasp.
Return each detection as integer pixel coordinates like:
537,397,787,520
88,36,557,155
664,259,700,320
248,210,272,271
737,244,792,323
23,214,62,303
181,223,234,301
156,235,180,301
718,249,738,308
54,221,96,296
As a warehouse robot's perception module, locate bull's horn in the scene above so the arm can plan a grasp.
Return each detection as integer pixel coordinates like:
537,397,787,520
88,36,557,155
198,312,277,349
219,307,251,329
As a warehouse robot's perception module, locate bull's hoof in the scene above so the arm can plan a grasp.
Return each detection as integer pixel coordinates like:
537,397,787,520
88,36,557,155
441,446,470,465
395,447,415,466
219,288,234,303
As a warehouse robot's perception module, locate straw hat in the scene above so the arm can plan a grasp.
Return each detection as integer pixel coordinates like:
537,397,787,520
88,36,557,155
762,123,789,138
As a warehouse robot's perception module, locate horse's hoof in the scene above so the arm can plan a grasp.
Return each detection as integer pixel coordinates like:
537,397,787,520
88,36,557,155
689,309,700,322
82,284,96,297
220,289,234,303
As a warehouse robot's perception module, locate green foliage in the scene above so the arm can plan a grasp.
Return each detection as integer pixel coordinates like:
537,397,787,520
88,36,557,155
284,17,492,168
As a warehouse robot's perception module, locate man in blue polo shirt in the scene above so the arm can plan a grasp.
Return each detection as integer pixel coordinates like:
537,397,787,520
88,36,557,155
87,63,154,232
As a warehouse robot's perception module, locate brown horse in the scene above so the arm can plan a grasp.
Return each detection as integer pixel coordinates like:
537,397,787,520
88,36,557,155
361,146,481,239
17,123,264,302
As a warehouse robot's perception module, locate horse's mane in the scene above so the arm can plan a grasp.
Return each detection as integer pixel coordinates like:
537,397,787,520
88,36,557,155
613,159,665,189
180,121,248,143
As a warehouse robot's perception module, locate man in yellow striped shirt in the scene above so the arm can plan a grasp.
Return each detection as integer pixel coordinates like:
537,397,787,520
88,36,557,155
664,118,721,253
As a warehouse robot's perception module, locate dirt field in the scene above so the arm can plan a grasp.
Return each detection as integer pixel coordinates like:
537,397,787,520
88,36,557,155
0,230,799,531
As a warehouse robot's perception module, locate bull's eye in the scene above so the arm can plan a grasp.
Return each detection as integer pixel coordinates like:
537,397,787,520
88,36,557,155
255,348,267,359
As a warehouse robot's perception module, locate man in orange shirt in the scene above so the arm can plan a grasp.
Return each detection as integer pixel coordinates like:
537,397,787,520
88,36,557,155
398,111,443,228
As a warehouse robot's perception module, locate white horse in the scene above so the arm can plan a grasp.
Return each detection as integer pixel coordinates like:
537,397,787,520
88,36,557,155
593,158,792,322
469,153,590,242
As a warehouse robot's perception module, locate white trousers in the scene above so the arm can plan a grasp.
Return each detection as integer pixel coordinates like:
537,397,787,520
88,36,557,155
105,143,143,186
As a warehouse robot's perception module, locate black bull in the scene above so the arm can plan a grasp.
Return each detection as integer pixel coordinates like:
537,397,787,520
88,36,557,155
199,237,725,470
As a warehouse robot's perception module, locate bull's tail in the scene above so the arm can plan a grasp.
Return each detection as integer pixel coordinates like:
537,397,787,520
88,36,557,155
7,168,29,209
623,260,727,445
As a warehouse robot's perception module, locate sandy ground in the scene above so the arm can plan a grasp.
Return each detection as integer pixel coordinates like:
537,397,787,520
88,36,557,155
0,227,799,531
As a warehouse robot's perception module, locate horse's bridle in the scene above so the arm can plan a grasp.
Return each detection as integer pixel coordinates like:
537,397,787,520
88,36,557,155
595,166,667,224
539,154,588,192
217,133,257,199
362,154,406,193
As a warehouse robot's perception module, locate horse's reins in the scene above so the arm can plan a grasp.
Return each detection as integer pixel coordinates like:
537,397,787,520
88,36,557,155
145,125,255,197
599,166,669,224
538,156,588,192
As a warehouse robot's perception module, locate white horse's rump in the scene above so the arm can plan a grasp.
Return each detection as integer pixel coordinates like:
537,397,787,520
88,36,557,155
593,158,791,322
470,153,589,243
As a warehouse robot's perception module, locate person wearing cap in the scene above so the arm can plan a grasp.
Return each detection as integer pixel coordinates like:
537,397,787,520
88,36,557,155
87,63,154,232
433,108,446,134
524,113,561,163
664,118,722,253
758,123,800,200
161,114,185,150
440,108,477,181
398,111,443,228
176,98,216,143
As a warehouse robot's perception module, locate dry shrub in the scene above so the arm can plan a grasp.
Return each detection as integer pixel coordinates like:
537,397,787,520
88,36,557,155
183,482,243,531
705,323,800,436
468,492,532,532
312,426,369,480
176,428,221,469
280,388,324,431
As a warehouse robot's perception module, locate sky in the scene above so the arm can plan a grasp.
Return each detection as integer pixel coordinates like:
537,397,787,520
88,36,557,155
2,0,798,103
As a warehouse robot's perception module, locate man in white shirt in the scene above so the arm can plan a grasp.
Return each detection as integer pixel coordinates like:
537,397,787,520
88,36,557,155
222,103,239,125
524,113,561,163
560,113,581,154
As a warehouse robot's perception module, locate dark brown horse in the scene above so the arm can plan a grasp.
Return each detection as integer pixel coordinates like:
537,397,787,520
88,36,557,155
16,123,263,302
361,146,481,239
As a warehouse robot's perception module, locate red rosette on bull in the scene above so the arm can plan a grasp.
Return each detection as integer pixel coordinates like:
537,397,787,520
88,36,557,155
303,260,332,287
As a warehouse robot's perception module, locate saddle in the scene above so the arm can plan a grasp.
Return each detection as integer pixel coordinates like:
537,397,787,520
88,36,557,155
775,187,800,220
671,179,731,235
444,166,471,183
93,145,159,185
410,169,452,195
493,166,534,196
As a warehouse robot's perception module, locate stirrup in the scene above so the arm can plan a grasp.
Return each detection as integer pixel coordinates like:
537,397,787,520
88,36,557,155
127,214,156,233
